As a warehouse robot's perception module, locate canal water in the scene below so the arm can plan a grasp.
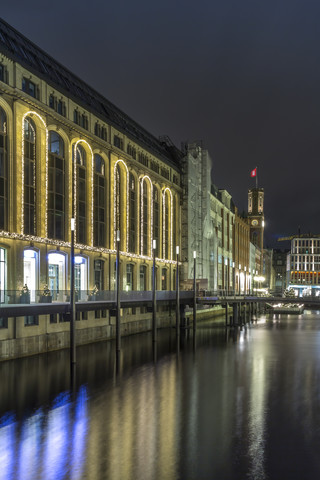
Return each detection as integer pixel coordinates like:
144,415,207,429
1,310,320,480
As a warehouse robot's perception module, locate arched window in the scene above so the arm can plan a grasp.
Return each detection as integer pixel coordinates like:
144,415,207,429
24,117,36,235
0,107,7,230
23,249,38,302
75,256,87,298
163,190,171,259
140,177,152,256
75,144,87,244
153,188,159,257
48,252,66,300
94,154,105,247
129,173,136,253
173,195,177,252
115,163,121,234
114,160,128,251
48,131,65,240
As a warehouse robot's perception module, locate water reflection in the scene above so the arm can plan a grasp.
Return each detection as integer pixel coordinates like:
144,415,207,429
1,312,320,479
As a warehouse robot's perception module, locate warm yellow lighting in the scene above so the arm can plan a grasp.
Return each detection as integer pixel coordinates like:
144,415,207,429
21,111,48,236
114,159,129,250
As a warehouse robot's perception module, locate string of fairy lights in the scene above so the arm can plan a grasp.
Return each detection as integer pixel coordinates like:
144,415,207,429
20,111,177,264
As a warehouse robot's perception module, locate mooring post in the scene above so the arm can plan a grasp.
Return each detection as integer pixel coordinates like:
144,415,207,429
193,250,197,339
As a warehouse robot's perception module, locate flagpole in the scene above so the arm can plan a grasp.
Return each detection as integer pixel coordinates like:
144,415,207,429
256,166,258,188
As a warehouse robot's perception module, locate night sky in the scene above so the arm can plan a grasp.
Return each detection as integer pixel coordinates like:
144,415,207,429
2,1,320,247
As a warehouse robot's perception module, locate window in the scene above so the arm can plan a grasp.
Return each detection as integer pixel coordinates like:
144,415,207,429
129,173,136,253
49,94,66,116
0,107,8,230
115,164,121,233
23,249,38,302
140,265,147,291
153,188,159,257
74,144,87,244
48,252,66,301
73,110,88,129
126,264,134,291
48,132,65,240
163,191,169,259
75,256,87,298
24,117,36,235
22,77,38,99
0,63,7,83
114,135,123,150
94,122,107,141
94,154,106,247
138,152,148,167
150,160,159,174
127,144,136,159
161,167,170,180
162,268,167,290
141,179,149,256
94,259,104,291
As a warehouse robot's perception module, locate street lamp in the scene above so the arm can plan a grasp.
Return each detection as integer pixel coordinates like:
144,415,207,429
176,245,180,338
152,239,157,344
116,230,121,353
70,218,76,364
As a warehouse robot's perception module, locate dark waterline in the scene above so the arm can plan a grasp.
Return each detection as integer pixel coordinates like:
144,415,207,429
2,311,320,479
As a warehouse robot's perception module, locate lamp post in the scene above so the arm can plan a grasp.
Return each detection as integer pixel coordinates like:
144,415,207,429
116,230,121,353
232,262,235,296
193,250,197,339
238,264,241,296
70,218,76,364
152,239,157,344
176,245,180,338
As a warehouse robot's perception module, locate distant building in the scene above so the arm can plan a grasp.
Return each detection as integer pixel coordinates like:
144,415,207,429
180,142,234,292
263,248,274,292
233,208,251,294
286,234,320,297
272,249,288,295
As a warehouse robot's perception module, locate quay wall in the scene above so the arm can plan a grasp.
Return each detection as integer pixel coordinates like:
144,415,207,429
0,306,228,361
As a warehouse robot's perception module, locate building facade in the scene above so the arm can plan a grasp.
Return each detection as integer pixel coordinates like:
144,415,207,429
286,234,320,297
0,18,182,311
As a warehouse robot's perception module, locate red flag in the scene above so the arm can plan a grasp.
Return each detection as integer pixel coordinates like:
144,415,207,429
250,168,257,177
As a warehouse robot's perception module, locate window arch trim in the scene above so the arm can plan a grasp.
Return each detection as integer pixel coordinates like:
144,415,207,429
21,111,48,236
113,159,129,250
140,175,153,256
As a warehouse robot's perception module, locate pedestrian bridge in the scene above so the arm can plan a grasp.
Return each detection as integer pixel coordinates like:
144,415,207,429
1,291,320,318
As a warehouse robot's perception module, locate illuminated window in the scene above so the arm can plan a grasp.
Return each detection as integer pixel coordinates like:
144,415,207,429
23,249,38,303
0,107,7,230
163,192,169,259
141,179,149,256
153,188,159,257
74,144,87,244
48,132,65,240
24,117,36,235
94,154,105,247
161,268,167,290
115,163,121,233
74,256,87,296
48,252,66,301
172,195,177,253
129,173,136,253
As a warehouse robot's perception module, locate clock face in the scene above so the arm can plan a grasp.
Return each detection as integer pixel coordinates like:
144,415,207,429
251,219,258,226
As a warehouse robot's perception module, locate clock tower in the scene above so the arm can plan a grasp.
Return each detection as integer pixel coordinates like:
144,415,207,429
248,188,264,251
